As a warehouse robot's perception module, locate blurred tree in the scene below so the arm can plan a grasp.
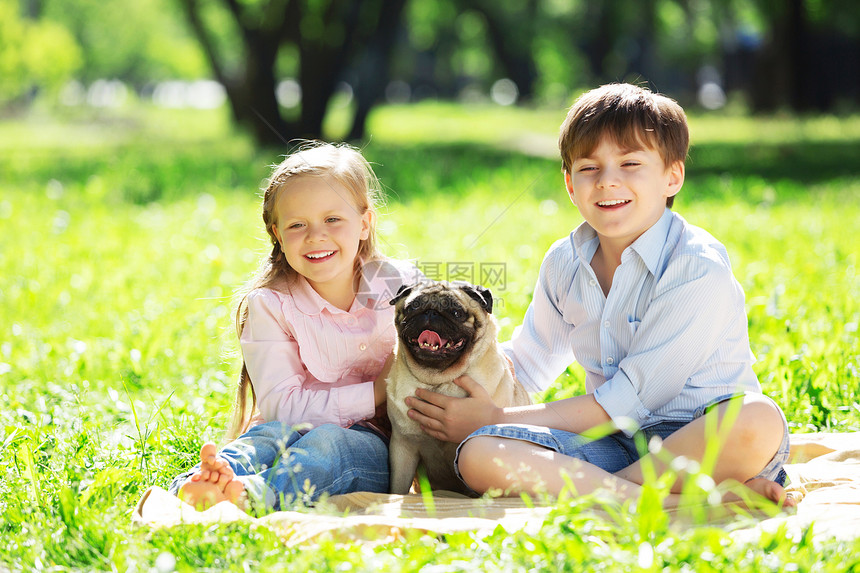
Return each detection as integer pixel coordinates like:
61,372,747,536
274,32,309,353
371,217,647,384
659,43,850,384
177,0,408,145
0,0,81,108
396,0,464,99
387,0,545,104
748,0,860,111
43,0,207,86
10,0,859,131
347,0,407,140
466,0,539,101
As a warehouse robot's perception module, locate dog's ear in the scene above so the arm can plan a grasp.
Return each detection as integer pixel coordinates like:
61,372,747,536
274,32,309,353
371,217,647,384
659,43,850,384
460,284,493,314
389,283,416,306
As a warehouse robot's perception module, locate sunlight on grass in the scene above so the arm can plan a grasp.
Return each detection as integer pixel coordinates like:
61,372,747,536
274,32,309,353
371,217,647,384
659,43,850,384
1,102,859,570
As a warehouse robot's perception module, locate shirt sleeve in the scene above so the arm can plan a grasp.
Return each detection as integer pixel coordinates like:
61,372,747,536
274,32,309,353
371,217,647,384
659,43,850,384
594,254,746,434
240,289,374,429
503,243,577,393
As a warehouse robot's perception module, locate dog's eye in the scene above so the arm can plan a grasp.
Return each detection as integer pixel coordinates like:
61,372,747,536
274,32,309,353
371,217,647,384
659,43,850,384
451,308,464,320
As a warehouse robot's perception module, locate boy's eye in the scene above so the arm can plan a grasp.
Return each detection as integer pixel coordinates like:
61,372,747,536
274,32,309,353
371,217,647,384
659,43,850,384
287,222,304,229
325,216,340,223
578,166,597,172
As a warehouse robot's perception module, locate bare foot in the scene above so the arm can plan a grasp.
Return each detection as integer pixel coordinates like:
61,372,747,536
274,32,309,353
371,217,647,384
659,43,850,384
744,477,797,508
707,477,797,510
181,442,249,511
662,477,797,512
188,442,235,491
177,474,250,512
178,478,228,510
223,479,247,508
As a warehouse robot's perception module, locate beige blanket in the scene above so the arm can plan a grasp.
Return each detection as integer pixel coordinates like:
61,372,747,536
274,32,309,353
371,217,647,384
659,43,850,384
133,432,859,545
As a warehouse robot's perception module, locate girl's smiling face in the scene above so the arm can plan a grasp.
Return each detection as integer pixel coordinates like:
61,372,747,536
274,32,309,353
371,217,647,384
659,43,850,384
272,174,372,305
565,135,684,256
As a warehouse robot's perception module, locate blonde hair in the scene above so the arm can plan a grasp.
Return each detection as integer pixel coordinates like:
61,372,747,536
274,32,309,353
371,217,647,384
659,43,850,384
227,141,384,439
559,83,689,207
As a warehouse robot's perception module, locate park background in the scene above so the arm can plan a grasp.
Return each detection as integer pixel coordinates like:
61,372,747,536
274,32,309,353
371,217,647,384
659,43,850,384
2,0,859,570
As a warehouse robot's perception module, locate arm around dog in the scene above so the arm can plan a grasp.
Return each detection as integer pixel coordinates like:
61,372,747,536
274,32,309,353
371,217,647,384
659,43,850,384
406,376,502,443
407,376,613,442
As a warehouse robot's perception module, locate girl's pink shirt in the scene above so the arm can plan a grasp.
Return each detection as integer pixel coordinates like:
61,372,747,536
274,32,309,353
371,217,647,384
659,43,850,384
240,259,420,430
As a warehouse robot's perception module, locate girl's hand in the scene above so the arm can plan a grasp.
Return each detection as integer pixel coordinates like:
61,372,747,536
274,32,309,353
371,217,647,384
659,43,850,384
373,353,394,407
405,375,501,443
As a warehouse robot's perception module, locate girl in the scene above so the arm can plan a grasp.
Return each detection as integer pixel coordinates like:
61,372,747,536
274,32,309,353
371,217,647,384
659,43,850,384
169,142,419,511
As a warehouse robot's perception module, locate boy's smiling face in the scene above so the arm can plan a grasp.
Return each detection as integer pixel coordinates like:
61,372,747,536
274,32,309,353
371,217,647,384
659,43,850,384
565,135,685,256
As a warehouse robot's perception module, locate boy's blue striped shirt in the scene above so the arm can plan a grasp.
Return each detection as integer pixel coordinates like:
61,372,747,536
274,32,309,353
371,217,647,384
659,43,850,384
504,208,760,436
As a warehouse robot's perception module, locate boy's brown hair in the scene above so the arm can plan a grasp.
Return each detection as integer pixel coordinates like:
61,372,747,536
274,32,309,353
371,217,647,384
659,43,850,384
558,83,689,207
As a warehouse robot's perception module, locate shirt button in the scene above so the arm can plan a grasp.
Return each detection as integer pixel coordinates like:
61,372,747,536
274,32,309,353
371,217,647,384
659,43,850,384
606,356,615,365
590,279,597,287
359,343,367,351
603,320,611,328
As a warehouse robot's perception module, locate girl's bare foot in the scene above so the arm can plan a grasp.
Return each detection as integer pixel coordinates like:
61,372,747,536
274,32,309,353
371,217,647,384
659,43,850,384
177,475,249,511
178,442,248,511
178,479,228,511
189,442,235,490
223,479,247,508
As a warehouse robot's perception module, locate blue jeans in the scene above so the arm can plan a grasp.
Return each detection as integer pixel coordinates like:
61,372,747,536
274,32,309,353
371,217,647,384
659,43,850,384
168,422,389,510
455,394,789,488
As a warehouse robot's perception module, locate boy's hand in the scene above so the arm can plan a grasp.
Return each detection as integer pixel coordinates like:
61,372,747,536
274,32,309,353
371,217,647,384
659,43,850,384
405,375,501,443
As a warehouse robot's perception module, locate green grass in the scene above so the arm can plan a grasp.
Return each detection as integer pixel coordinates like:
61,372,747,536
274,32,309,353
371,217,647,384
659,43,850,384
1,101,859,570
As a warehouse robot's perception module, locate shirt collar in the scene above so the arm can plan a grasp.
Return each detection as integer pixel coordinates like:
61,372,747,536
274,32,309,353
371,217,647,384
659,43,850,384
628,208,674,275
570,208,674,275
290,258,403,316
571,220,600,263
289,275,341,316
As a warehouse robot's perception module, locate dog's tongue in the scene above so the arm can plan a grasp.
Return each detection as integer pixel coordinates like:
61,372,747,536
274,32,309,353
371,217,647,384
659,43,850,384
418,330,446,348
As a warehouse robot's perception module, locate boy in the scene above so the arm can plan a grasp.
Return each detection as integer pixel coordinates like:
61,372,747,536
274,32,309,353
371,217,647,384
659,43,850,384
405,83,793,506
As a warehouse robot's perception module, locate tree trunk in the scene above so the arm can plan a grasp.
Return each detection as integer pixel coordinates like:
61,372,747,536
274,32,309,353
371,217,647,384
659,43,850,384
348,0,409,141
750,0,809,112
580,0,617,81
469,0,538,101
242,35,289,146
178,0,402,145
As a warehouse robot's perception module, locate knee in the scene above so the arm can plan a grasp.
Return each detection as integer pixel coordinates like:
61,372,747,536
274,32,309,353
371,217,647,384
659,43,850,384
294,424,346,457
295,424,386,466
734,397,785,456
246,420,293,440
458,437,510,493
305,423,348,440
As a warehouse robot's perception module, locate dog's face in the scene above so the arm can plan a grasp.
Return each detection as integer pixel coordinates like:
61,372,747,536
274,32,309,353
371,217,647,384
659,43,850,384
390,281,493,373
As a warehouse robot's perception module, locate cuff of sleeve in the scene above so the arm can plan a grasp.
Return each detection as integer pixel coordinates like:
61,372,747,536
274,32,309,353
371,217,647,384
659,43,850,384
593,371,652,437
335,381,376,427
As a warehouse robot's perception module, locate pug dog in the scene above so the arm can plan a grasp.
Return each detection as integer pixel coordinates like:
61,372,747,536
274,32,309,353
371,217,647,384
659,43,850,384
386,281,531,496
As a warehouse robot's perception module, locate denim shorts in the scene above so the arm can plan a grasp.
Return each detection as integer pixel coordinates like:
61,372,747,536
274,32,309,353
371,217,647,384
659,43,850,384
454,392,789,487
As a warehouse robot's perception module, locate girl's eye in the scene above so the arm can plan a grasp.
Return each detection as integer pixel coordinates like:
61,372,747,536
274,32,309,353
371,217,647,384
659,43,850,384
287,222,304,229
325,217,340,223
